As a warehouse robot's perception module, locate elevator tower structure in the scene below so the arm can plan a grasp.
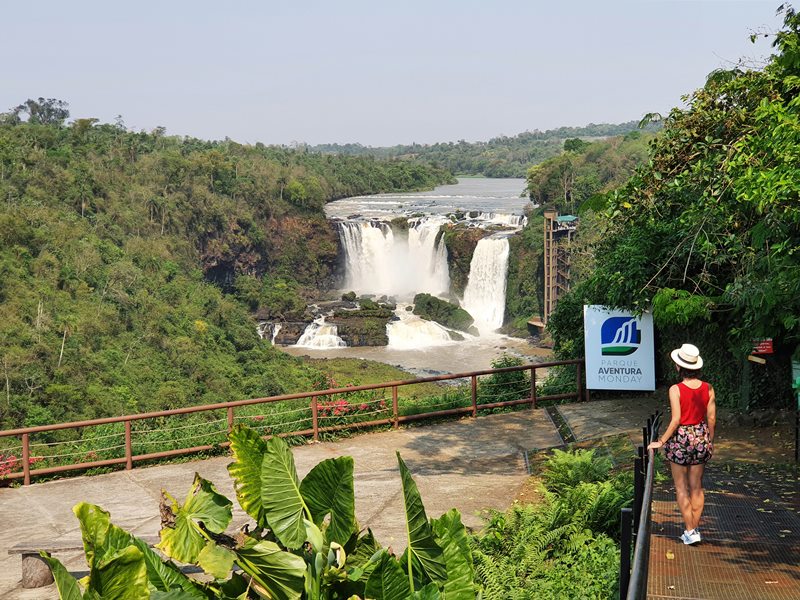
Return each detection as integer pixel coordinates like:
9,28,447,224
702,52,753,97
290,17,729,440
543,210,578,324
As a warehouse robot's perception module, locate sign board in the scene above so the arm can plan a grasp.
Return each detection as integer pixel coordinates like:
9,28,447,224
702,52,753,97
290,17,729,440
752,338,774,355
583,305,655,391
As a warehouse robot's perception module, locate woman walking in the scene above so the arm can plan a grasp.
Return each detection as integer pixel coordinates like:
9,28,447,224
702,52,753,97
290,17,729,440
648,343,716,545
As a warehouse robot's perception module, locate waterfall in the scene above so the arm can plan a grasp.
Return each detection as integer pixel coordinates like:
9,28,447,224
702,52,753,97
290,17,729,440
468,212,527,228
386,305,454,349
270,323,282,345
337,218,449,297
462,236,510,332
295,317,346,348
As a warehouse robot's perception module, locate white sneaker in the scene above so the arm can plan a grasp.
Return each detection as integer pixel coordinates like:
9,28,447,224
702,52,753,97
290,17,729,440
680,529,701,545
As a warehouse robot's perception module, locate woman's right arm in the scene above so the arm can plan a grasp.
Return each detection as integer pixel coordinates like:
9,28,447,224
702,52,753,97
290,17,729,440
706,384,716,442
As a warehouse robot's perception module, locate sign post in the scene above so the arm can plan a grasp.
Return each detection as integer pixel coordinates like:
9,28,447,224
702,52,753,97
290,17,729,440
583,306,655,391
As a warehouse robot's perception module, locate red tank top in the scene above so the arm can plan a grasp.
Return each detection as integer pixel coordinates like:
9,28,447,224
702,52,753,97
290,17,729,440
678,381,710,425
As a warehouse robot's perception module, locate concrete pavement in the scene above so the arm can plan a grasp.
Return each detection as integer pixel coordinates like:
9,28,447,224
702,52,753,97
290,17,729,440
0,397,661,599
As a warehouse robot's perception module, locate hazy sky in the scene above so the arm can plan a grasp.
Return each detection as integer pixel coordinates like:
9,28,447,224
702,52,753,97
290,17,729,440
1,1,784,146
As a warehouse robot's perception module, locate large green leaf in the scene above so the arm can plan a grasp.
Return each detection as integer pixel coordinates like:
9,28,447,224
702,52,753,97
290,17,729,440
197,541,235,580
227,424,269,527
365,551,412,600
74,503,136,568
261,436,310,549
39,553,83,600
91,545,149,600
299,456,356,545
130,537,209,599
414,582,443,600
430,510,475,600
396,452,447,588
234,538,307,600
73,502,206,598
150,591,207,600
158,473,233,564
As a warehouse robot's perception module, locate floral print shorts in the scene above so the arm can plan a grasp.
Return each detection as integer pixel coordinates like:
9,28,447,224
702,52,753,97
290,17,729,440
664,422,713,465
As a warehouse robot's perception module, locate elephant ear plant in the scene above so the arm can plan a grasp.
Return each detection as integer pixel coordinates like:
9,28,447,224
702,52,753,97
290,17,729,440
41,424,476,599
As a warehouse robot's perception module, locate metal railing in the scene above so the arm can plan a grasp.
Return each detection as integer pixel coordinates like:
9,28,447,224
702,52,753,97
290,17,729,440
620,411,661,600
0,359,585,485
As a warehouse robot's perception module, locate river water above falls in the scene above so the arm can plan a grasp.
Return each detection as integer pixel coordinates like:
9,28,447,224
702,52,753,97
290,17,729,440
286,178,537,372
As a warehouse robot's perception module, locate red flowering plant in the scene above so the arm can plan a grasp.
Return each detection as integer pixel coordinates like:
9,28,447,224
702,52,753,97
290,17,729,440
0,453,44,481
311,374,390,429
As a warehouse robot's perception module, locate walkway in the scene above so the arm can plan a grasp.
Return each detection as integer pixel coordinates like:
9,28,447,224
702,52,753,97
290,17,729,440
0,397,661,599
648,455,800,599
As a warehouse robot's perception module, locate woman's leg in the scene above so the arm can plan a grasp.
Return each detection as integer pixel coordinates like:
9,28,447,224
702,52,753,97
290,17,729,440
687,463,706,531
669,462,693,531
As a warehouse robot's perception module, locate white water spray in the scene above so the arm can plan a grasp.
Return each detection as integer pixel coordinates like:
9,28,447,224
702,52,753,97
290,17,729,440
462,236,510,332
295,317,346,349
337,218,449,297
386,305,454,349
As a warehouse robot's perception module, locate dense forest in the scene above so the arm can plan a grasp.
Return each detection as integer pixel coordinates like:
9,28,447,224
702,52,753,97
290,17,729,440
310,121,659,177
0,105,454,429
546,6,800,410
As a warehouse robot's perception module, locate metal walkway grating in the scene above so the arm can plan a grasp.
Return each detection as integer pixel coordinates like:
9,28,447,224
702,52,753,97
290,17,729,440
647,463,800,599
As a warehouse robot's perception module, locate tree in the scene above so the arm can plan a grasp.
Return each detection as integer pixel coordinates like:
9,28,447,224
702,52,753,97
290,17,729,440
563,138,590,153
11,97,70,126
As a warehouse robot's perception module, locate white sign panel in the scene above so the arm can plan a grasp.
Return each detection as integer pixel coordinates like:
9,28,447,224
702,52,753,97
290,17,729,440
583,305,655,391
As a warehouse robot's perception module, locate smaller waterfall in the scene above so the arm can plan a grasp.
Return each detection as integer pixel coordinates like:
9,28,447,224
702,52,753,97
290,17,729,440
270,323,282,345
295,317,346,348
471,212,527,228
386,305,454,349
462,236,510,333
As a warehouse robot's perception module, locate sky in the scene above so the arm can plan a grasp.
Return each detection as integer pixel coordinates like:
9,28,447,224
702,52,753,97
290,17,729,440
1,1,785,146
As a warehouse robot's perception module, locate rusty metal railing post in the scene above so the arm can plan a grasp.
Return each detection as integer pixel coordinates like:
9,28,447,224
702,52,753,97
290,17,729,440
633,446,644,535
311,397,319,442
125,421,133,470
620,507,633,598
530,366,537,409
227,407,234,434
392,386,399,429
22,433,30,486
577,361,584,402
470,375,477,417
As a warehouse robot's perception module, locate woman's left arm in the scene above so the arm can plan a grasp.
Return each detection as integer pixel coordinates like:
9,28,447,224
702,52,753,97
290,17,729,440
648,385,681,450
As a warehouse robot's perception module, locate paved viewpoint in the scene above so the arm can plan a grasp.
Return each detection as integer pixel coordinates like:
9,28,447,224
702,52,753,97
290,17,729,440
0,397,660,599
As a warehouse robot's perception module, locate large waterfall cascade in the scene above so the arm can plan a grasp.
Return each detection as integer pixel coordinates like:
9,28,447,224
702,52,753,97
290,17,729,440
462,236,511,333
337,217,450,298
295,317,346,349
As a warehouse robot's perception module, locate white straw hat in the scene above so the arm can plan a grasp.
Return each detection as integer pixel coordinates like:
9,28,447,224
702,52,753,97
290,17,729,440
670,343,703,370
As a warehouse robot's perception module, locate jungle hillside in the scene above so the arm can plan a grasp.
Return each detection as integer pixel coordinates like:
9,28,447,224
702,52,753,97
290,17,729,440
0,107,454,429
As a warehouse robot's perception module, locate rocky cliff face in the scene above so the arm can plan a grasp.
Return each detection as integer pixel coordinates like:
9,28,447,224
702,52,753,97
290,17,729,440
442,227,486,297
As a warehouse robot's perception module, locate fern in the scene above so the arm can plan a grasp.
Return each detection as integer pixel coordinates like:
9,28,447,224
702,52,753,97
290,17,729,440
541,448,613,494
473,448,630,598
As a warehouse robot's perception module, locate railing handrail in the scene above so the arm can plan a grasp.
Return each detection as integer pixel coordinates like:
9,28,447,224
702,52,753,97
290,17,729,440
0,359,584,438
624,412,661,600
1,358,586,484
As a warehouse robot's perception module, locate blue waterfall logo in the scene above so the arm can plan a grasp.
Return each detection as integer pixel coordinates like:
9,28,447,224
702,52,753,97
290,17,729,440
600,317,641,356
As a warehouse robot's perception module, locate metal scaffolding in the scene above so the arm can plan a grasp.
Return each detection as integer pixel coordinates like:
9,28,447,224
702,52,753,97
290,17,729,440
543,210,578,324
